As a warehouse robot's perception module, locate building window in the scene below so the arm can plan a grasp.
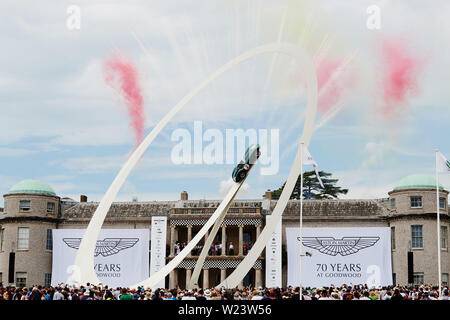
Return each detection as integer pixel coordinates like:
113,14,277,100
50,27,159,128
391,227,396,250
410,196,422,208
413,273,424,285
44,273,52,287
3,201,6,214
47,202,55,213
440,198,446,210
443,273,449,286
17,227,29,250
16,272,27,288
46,229,53,250
19,200,31,212
0,272,2,286
392,273,396,286
390,198,396,210
1,228,4,251
441,226,448,250
411,225,423,248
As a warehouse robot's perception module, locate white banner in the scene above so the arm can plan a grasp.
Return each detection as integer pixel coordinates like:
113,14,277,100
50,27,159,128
287,227,392,288
52,229,149,288
150,216,167,289
265,215,282,288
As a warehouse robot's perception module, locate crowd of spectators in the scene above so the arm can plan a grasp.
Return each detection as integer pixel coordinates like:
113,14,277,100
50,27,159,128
174,241,253,256
0,283,448,301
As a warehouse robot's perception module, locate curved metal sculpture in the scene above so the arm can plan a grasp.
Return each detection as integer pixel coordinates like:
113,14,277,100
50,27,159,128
72,42,317,289
188,162,259,289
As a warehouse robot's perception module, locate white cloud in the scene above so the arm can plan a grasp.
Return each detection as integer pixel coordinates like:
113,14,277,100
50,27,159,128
0,148,36,157
58,156,124,174
0,0,449,204
362,142,385,168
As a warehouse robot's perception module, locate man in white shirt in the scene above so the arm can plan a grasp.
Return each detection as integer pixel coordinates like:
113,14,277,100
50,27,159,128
114,288,121,300
319,290,331,300
229,242,234,255
53,288,65,300
181,291,197,300
251,291,263,300
382,291,392,300
439,288,449,300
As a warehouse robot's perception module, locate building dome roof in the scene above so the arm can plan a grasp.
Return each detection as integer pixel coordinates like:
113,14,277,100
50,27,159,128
393,174,444,191
7,179,56,196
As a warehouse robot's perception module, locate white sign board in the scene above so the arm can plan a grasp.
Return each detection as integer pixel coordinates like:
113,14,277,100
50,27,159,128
287,227,392,288
265,215,282,288
52,229,149,288
150,216,167,289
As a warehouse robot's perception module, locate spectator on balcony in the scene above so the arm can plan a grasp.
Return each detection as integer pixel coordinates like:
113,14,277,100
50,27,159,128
174,242,180,255
229,242,234,255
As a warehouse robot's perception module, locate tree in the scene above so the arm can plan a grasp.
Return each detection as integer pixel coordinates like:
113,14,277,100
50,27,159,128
267,170,348,200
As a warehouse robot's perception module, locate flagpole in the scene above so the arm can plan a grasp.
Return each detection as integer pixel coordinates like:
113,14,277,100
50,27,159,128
435,149,442,297
299,142,304,301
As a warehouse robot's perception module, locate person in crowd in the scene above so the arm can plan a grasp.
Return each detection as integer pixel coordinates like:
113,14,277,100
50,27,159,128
359,291,371,300
53,287,64,300
196,289,207,300
119,288,132,300
342,287,353,300
369,290,379,300
390,289,403,301
151,289,163,301
383,290,392,300
12,288,23,300
319,290,331,300
438,289,448,300
0,282,447,301
71,288,80,301
29,286,43,301
181,290,196,300
104,290,115,300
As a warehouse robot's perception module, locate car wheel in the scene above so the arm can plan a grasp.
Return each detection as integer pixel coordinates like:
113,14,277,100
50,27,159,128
244,164,250,170
239,171,246,180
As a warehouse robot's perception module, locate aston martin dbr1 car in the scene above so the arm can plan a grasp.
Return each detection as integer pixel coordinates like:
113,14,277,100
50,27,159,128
232,144,261,183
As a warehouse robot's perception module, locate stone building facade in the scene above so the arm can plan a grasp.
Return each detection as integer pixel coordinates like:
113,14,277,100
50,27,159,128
0,174,448,289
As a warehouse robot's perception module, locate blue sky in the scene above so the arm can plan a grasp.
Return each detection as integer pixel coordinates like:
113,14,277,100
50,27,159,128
0,0,449,206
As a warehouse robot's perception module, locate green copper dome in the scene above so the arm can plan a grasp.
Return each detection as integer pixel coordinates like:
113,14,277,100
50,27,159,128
8,180,56,196
393,174,443,191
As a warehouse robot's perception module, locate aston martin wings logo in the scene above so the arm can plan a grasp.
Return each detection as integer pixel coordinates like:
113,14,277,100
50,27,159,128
298,237,380,256
63,238,139,257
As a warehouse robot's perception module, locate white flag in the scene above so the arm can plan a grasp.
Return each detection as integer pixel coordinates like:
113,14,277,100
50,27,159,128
437,152,450,174
303,147,325,188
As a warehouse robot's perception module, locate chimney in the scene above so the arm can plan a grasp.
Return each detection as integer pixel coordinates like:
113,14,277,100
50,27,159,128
264,189,272,200
80,195,88,203
181,191,188,201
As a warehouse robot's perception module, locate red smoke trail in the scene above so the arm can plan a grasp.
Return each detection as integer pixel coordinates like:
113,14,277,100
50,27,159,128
316,58,356,114
104,54,145,145
379,39,423,117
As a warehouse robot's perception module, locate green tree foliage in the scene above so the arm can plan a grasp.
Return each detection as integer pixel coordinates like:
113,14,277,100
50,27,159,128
267,170,348,200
